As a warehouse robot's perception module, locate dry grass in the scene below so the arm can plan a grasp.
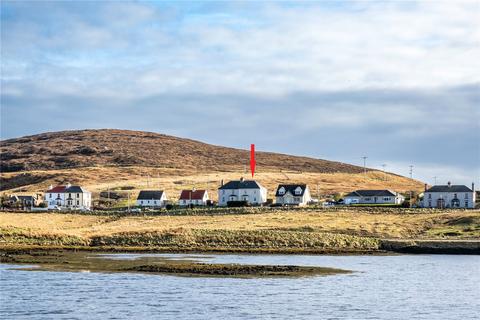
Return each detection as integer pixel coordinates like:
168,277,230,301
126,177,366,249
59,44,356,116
1,166,423,201
1,210,478,240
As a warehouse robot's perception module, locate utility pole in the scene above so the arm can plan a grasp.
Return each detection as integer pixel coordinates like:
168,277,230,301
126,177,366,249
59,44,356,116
362,156,368,177
409,165,414,208
382,164,387,181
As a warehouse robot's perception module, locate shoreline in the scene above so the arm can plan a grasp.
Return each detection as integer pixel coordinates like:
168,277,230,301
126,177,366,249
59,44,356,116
2,238,479,255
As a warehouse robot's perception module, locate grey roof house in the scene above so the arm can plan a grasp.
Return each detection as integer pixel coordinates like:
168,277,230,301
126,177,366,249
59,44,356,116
423,182,475,209
344,190,404,205
136,190,167,207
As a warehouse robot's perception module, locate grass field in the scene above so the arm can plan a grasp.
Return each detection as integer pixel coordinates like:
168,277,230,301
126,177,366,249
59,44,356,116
1,209,479,253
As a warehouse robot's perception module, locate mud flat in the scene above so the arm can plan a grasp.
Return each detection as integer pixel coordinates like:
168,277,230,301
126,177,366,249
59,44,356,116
0,249,350,278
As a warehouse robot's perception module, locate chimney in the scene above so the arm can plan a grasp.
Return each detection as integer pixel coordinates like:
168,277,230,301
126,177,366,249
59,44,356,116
472,183,475,192
424,183,428,192
66,182,72,188
447,181,451,188
48,185,53,190
221,179,224,187
240,177,244,182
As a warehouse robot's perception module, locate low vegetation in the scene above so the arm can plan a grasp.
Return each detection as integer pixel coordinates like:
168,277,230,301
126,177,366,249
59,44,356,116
0,209,478,254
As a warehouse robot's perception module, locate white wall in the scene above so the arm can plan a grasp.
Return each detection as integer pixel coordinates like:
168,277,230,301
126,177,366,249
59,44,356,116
136,193,167,207
423,191,475,209
275,187,312,206
218,187,267,206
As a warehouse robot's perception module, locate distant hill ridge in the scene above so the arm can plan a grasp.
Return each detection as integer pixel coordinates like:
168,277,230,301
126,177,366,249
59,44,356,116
0,129,365,174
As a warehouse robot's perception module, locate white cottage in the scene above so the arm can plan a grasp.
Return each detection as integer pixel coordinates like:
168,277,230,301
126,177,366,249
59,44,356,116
218,178,267,206
344,190,404,205
275,184,311,206
423,182,475,209
45,184,92,210
136,190,167,208
178,189,209,206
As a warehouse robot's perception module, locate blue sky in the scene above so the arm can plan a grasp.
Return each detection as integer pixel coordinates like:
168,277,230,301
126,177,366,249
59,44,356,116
1,1,479,185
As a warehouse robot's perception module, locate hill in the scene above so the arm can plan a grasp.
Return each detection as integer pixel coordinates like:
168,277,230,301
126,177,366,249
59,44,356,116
0,129,423,196
0,129,364,173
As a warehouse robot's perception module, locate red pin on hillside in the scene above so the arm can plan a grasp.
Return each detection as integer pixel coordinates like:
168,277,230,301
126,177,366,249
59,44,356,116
250,144,256,177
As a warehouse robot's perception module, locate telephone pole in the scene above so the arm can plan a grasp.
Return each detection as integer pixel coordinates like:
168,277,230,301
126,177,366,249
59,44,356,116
362,156,368,177
409,165,414,179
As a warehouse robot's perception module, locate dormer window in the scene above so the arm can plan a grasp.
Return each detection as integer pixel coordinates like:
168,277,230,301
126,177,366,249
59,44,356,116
278,187,286,195
295,187,302,195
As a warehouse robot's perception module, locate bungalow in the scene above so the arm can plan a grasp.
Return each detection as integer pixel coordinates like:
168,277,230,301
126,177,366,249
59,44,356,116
344,190,404,205
423,182,475,209
178,189,209,206
275,184,311,206
45,184,91,210
218,177,267,206
136,190,167,208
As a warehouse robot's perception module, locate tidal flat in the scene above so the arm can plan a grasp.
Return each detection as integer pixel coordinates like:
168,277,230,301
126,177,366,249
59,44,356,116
0,249,350,278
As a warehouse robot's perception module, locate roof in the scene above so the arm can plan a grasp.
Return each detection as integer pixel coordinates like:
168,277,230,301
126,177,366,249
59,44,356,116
65,186,89,193
46,185,67,193
137,190,164,200
179,190,207,200
425,185,473,193
275,184,307,197
45,185,89,193
345,190,398,197
17,195,35,201
219,180,263,190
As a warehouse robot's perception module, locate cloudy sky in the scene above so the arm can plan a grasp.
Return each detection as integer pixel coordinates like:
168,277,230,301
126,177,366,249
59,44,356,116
1,1,479,185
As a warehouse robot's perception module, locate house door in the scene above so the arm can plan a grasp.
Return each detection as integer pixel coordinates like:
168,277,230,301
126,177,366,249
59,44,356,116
436,198,445,209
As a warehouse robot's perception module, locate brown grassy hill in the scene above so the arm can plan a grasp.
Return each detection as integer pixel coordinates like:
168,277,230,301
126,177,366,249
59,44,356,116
1,129,364,173
0,129,423,195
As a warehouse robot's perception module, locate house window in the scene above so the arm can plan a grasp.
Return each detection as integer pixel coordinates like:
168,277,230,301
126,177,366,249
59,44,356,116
69,193,72,198
222,197,225,202
428,201,432,207
77,194,80,198
278,187,285,195
465,193,468,199
57,194,60,198
154,201,157,205
140,201,143,205
428,193,431,199
254,198,257,202
465,200,468,207
453,193,457,199
364,197,371,201
383,197,390,201
49,193,52,199
222,190,225,195
76,200,79,205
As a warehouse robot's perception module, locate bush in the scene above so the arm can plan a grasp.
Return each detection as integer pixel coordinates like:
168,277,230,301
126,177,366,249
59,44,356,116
227,200,249,207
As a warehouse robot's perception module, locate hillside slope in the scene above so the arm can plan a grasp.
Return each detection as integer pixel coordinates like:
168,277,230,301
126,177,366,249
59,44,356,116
0,129,423,195
1,129,363,173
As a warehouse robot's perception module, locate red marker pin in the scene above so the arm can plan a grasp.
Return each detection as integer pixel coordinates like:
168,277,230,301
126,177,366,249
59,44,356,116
250,144,256,177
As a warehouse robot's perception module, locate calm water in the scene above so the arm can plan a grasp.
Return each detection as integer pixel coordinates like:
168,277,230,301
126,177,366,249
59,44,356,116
1,254,479,319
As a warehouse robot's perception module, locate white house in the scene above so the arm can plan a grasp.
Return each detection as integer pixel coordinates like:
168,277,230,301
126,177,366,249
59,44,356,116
218,178,267,206
45,184,92,210
275,184,311,206
344,190,405,205
136,190,167,208
178,189,209,206
423,182,475,209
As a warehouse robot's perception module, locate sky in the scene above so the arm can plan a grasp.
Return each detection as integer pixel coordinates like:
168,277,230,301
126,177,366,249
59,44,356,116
1,1,479,185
